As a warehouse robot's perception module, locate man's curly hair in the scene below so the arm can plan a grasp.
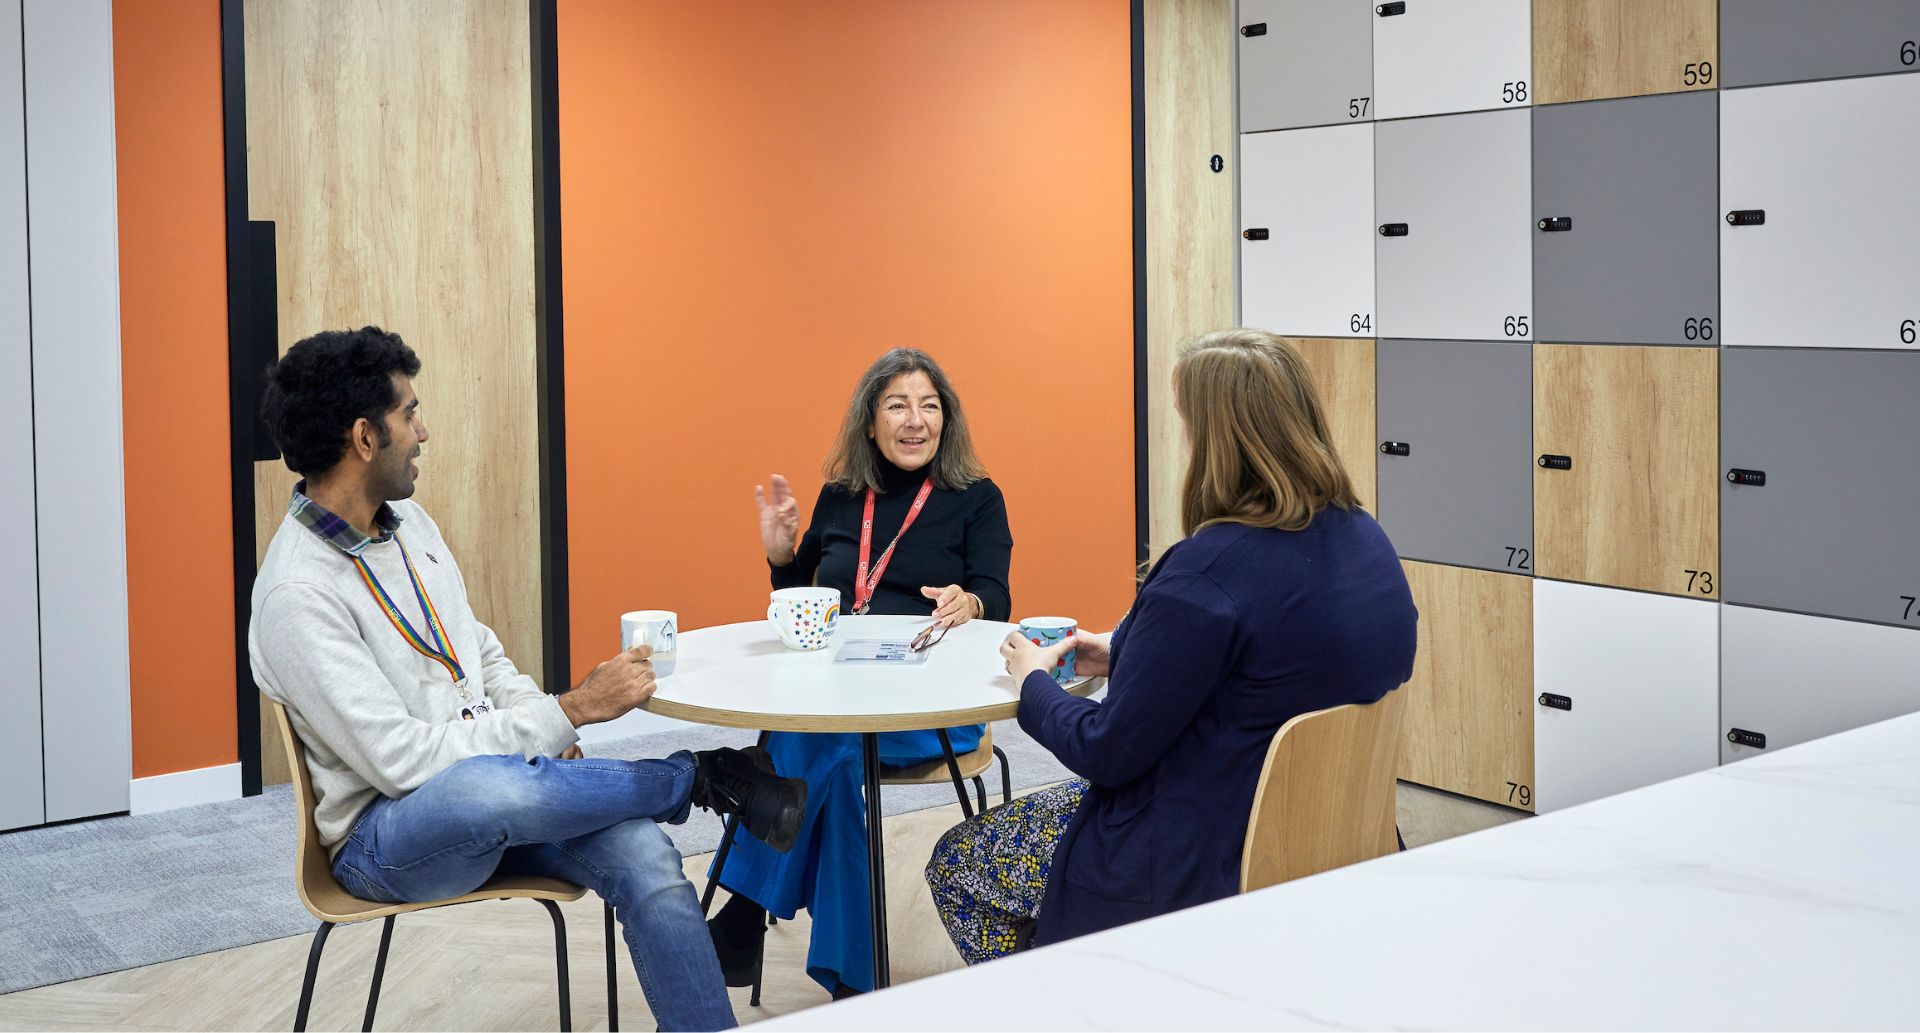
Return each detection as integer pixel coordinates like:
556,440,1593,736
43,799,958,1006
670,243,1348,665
261,326,422,477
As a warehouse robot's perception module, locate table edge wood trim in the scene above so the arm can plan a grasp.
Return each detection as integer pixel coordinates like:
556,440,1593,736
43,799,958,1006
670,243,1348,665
640,677,1102,733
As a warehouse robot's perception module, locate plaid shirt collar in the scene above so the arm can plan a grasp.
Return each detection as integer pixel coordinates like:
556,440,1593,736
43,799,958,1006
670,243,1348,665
288,480,403,557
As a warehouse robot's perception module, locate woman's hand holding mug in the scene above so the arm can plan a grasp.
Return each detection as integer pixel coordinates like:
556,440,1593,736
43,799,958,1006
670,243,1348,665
755,473,802,565
1069,630,1113,678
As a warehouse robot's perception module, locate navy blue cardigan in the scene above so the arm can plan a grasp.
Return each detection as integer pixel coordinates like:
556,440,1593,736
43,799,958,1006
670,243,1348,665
1017,508,1418,946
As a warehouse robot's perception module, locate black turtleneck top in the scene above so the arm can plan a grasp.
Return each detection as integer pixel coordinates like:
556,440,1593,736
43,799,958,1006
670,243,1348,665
770,455,1013,621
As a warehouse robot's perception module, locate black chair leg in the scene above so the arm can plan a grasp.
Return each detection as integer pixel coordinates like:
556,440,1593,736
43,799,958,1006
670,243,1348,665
700,730,771,915
994,745,1012,806
604,902,619,1031
934,728,975,820
362,916,395,1031
539,899,573,1032
294,921,335,1032
750,944,764,1008
972,775,987,814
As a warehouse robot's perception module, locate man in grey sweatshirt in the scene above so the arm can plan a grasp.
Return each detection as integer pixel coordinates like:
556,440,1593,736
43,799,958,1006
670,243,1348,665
249,326,794,1031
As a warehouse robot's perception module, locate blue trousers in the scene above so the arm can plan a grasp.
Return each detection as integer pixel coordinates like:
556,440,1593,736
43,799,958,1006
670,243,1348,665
710,725,983,994
330,752,736,1032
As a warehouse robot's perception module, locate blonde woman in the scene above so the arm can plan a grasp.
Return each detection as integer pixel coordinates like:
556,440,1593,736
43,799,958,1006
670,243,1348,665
925,328,1417,960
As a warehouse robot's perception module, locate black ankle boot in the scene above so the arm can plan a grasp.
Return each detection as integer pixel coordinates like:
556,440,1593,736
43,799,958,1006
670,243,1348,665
707,894,768,988
691,746,807,852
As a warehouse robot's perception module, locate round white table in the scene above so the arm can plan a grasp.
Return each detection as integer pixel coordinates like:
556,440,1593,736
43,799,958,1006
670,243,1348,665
640,614,1099,990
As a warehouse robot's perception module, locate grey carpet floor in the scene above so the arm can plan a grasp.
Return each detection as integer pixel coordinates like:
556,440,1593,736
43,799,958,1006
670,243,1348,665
0,718,1073,995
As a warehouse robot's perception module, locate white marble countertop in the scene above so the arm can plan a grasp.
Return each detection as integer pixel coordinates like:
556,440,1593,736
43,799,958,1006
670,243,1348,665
762,711,1920,1030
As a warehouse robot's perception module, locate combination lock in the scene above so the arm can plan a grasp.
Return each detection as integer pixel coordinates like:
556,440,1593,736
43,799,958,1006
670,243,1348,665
1726,209,1766,226
1727,728,1767,749
1538,454,1573,470
1726,468,1766,486
1379,441,1410,456
1538,693,1573,711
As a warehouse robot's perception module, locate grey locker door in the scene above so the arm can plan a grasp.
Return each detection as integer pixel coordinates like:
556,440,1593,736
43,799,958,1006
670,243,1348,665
1720,75,1920,350
1533,92,1719,347
1376,339,1532,572
1721,0,1920,88
1375,108,1532,342
1238,0,1374,133
1721,605,1920,764
1722,348,1920,627
0,0,44,833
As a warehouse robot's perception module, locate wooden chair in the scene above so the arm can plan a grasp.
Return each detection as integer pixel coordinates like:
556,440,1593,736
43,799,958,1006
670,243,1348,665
271,702,619,1032
1240,689,1407,894
879,724,1013,816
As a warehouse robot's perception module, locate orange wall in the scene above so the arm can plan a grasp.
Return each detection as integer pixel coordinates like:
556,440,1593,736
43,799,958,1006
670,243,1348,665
113,0,236,777
558,2,1136,679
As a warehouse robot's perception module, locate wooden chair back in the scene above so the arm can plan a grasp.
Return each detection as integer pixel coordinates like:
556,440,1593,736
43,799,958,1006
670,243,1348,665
1240,689,1407,893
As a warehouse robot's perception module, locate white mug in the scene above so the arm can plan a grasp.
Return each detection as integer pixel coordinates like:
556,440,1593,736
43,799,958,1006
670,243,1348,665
620,610,678,677
767,587,840,651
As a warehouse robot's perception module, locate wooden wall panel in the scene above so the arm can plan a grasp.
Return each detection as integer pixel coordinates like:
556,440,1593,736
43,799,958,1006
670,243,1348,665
1534,0,1719,105
1289,338,1377,514
1534,344,1719,599
1146,0,1236,558
245,0,539,782
1399,560,1534,811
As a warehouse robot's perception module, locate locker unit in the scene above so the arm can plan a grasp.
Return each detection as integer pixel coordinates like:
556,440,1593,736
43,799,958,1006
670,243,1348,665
1534,0,1719,105
0,0,43,833
1720,74,1920,351
1533,580,1719,813
1720,0,1920,89
1398,561,1535,811
1240,125,1376,340
1371,0,1532,121
1721,349,1920,627
1288,337,1377,510
1532,92,1719,346
1238,0,1375,133
1533,345,1719,598
1721,605,1920,765
1375,109,1531,342
1375,339,1532,572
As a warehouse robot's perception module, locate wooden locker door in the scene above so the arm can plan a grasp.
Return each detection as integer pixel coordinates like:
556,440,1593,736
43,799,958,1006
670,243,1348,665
1533,344,1719,599
1398,560,1535,811
1534,0,1719,105
1287,337,1376,512
244,0,542,784
0,0,43,833
1372,0,1532,120
1239,126,1376,340
1533,580,1719,813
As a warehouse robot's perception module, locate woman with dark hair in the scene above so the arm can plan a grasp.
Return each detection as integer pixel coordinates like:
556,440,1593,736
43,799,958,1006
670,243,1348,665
924,328,1418,961
707,348,1013,999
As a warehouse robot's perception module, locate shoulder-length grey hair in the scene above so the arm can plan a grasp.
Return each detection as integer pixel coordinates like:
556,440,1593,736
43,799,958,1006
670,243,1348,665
824,348,987,493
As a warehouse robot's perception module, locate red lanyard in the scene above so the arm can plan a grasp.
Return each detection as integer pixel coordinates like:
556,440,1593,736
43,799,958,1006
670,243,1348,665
854,479,934,615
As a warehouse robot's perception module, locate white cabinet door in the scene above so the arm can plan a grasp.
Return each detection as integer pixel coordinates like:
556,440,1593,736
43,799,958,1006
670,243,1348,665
1533,580,1719,813
1240,126,1376,338
1375,108,1532,342
1721,74,1920,350
0,0,44,834
1372,0,1531,120
1239,0,1376,133
1721,606,1920,765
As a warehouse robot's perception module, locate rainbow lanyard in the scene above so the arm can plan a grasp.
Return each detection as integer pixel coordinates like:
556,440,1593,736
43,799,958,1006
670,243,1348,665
351,535,468,697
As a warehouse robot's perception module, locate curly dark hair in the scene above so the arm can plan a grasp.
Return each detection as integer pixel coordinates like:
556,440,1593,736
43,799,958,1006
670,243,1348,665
261,326,422,477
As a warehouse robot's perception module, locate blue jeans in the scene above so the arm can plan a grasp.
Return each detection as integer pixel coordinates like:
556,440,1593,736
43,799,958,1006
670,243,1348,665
330,752,735,1031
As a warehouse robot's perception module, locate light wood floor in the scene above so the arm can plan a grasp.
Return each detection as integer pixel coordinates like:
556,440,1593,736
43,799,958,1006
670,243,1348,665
0,783,1518,1031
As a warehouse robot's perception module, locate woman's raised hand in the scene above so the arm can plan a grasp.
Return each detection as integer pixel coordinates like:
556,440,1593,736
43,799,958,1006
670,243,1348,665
755,474,802,565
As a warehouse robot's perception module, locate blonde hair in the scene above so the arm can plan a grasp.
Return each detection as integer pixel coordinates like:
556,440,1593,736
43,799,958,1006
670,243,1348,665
823,348,987,493
1174,328,1358,536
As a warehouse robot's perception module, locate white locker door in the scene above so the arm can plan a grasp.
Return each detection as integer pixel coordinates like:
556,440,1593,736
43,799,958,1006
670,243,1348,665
1721,74,1920,350
1238,0,1376,133
24,0,129,822
0,0,44,833
1721,606,1920,765
1375,108,1532,342
1240,126,1376,338
1372,0,1532,120
1533,580,1719,813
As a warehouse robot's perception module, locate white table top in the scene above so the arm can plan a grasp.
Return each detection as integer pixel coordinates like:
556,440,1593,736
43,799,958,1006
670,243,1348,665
762,710,1920,1030
639,615,1097,733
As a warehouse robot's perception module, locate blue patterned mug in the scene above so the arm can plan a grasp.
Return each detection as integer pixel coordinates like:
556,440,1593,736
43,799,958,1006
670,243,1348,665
1017,616,1078,684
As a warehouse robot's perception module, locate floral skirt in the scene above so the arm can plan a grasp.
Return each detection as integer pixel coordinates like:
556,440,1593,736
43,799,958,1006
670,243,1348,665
923,778,1088,964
